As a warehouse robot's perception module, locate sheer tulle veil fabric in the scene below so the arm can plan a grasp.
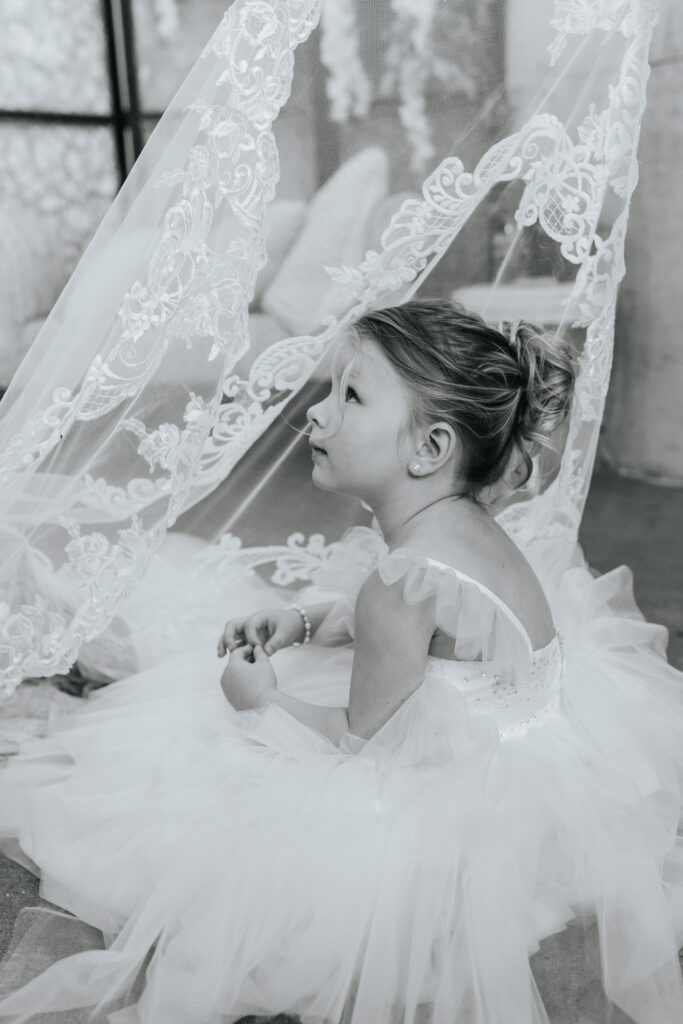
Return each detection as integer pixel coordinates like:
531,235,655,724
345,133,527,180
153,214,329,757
0,0,660,693
4,4,683,1024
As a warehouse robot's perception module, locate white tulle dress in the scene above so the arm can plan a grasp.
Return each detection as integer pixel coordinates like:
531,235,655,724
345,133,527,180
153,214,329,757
1,525,683,1024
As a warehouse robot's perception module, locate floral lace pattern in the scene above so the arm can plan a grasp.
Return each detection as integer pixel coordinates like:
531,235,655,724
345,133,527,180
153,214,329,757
192,529,348,586
0,0,320,692
549,0,657,64
498,9,654,557
0,0,660,694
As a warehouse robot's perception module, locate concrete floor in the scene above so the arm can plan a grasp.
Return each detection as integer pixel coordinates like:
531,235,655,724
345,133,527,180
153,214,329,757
580,467,683,670
0,466,681,1018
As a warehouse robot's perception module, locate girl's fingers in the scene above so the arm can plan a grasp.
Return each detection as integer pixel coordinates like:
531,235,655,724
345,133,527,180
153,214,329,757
264,622,285,655
217,620,246,657
244,617,268,648
230,644,253,661
219,611,285,657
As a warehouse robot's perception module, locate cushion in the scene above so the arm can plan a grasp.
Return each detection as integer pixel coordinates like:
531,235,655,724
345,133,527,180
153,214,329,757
252,199,307,306
261,147,390,337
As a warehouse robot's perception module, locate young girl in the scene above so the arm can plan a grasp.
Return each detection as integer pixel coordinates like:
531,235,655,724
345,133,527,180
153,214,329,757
1,301,683,1024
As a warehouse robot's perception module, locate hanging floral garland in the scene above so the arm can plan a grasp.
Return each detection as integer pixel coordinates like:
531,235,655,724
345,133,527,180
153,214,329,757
319,0,484,174
149,0,489,173
319,0,371,121
149,0,487,174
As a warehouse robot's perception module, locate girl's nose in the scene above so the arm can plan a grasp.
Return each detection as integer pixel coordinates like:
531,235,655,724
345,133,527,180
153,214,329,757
307,385,339,436
306,397,324,429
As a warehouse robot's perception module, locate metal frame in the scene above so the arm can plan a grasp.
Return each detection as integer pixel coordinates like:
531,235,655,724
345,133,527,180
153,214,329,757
0,0,163,187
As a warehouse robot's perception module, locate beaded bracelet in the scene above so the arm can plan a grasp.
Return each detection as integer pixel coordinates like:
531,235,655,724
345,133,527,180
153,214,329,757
289,603,312,648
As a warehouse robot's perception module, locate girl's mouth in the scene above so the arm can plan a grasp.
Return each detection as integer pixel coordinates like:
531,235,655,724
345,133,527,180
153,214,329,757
310,442,327,456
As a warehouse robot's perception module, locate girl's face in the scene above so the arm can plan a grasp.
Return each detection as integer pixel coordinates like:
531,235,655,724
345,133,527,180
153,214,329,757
306,337,415,504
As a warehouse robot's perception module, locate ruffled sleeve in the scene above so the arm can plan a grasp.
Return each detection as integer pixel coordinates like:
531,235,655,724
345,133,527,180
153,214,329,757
309,527,535,677
376,547,535,676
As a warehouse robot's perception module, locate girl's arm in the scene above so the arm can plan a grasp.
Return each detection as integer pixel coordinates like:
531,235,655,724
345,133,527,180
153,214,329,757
258,690,350,742
347,571,434,739
260,572,434,742
298,599,338,636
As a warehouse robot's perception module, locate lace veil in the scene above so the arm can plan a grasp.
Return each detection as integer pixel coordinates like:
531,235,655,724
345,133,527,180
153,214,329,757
0,0,659,694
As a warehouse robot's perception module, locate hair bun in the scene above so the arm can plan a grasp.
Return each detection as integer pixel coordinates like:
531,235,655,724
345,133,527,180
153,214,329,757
500,319,575,484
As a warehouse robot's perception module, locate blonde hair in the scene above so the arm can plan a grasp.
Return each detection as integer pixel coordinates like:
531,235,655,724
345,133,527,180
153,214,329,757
352,300,574,492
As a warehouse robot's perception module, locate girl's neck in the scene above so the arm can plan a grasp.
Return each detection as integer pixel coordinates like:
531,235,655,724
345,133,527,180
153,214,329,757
373,487,479,548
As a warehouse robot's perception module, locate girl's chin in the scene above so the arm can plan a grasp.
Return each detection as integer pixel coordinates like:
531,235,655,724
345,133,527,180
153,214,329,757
310,460,333,489
310,463,356,498
311,467,339,494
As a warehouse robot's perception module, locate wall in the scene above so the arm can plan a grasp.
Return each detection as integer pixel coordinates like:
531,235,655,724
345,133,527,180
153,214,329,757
601,2,683,483
506,0,683,484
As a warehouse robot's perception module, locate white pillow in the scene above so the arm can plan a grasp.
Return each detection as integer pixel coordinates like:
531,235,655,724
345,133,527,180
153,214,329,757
261,147,389,337
252,199,307,306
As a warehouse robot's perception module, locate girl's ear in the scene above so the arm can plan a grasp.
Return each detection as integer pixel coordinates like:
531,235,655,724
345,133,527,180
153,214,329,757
413,422,459,475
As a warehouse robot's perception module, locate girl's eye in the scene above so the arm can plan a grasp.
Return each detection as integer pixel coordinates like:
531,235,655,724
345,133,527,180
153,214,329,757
345,385,359,403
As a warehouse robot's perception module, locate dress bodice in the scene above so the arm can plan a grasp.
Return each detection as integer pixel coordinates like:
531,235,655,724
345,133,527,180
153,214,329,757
426,638,564,739
311,526,565,740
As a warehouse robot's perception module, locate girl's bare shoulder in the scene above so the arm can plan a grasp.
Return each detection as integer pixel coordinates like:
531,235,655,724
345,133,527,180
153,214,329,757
403,505,555,648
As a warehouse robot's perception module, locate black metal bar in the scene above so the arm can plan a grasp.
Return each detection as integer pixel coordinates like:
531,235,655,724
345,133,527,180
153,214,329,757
0,109,118,126
101,0,129,184
0,108,165,131
117,0,144,161
0,2,158,185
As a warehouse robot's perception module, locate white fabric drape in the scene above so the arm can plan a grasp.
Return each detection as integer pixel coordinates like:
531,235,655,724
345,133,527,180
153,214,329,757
0,0,660,694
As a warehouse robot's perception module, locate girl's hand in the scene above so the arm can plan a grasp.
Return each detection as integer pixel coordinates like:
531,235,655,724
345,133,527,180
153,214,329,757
217,607,305,658
220,645,277,711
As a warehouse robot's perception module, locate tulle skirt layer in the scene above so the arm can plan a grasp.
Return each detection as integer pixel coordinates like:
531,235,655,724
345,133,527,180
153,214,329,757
1,564,683,1023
